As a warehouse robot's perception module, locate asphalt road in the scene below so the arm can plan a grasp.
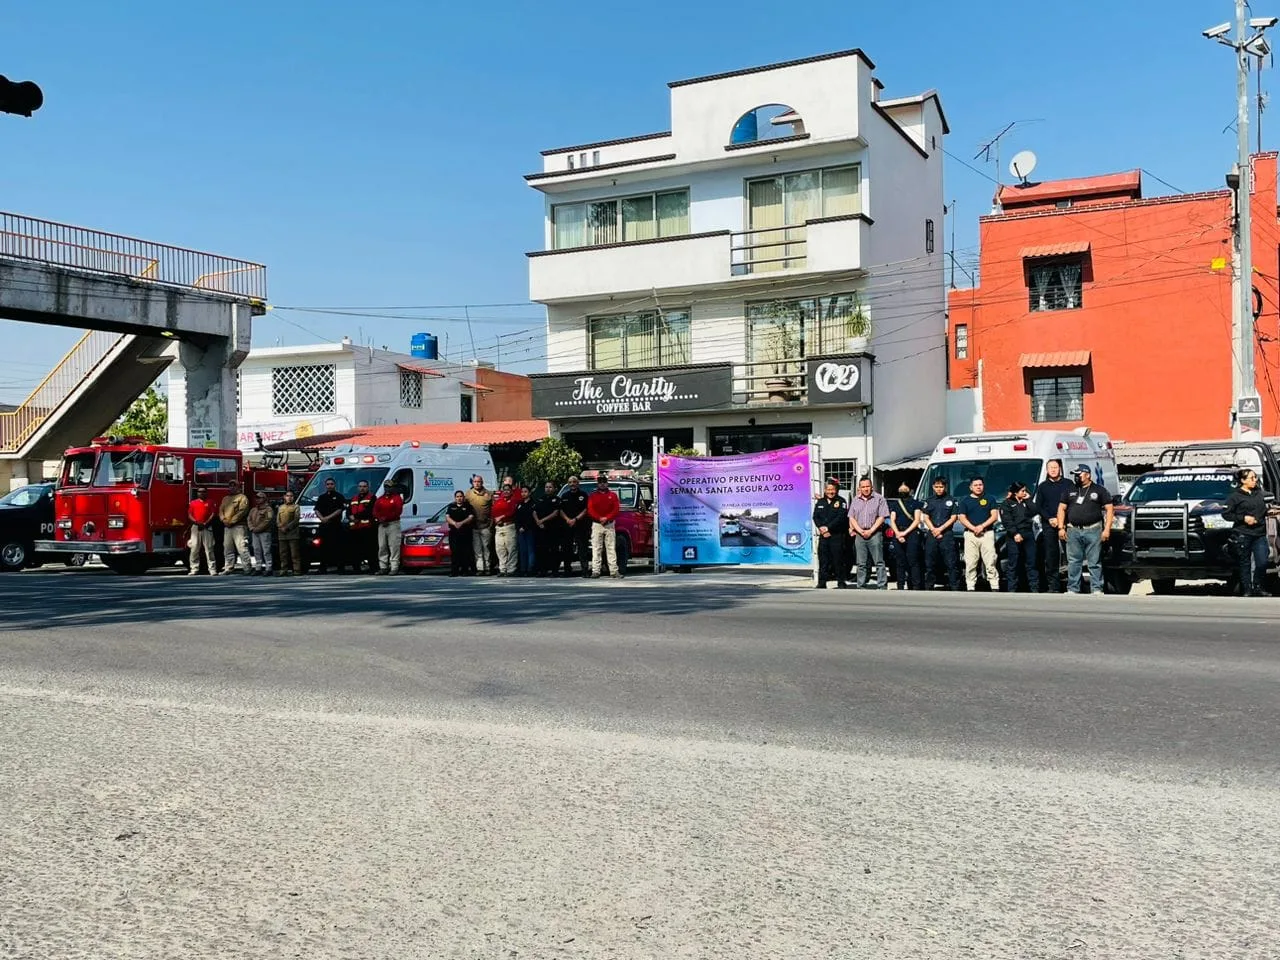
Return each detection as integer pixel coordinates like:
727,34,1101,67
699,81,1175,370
2,568,1278,958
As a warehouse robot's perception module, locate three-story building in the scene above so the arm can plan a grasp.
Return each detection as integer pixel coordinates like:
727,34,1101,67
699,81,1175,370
526,48,948,487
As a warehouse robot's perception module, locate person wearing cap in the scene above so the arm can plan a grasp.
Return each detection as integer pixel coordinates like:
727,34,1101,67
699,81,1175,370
559,475,591,577
887,481,925,590
1055,463,1114,595
218,479,252,575
465,475,495,575
1033,458,1072,593
186,486,216,576
246,491,275,576
491,480,520,576
812,478,850,589
999,482,1038,593
275,490,302,576
373,479,405,575
958,477,1000,591
346,479,377,574
921,477,960,590
587,474,622,578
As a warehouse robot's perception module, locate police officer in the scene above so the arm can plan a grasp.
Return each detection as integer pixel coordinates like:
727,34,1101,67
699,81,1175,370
532,481,564,576
921,477,960,590
559,475,591,577
1055,464,1114,595
1032,458,1072,593
347,479,377,574
999,482,1039,593
314,477,348,574
812,478,850,589
887,482,925,590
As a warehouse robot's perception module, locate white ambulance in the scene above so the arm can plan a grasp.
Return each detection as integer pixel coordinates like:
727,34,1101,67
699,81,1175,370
918,427,1120,500
297,441,495,568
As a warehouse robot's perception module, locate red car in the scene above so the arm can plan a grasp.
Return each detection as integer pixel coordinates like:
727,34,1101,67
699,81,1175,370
401,504,453,571
562,471,654,571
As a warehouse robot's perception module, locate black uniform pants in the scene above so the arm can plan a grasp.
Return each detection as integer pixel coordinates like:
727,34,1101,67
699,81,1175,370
923,532,959,589
536,526,563,574
567,521,591,575
817,533,848,585
1038,528,1064,592
449,528,476,575
889,533,924,589
320,522,346,572
350,525,377,572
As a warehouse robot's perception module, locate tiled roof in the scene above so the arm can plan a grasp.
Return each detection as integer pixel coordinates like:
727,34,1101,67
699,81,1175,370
395,361,445,377
1019,350,1092,368
266,420,549,451
1021,241,1091,259
998,170,1141,206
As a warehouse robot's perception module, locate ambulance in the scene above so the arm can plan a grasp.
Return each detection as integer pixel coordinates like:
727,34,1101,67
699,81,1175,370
296,441,495,570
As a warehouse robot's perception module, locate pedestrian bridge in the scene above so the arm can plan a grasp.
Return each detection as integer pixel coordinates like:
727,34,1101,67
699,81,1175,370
0,212,265,485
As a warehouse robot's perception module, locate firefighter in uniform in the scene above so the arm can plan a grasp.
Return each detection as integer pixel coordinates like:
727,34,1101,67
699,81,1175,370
922,476,960,590
347,480,378,574
812,479,850,589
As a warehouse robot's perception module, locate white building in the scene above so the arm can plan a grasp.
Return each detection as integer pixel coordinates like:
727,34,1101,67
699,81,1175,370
526,48,947,487
167,341,533,451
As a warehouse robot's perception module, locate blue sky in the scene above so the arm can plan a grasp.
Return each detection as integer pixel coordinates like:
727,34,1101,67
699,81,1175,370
0,0,1259,401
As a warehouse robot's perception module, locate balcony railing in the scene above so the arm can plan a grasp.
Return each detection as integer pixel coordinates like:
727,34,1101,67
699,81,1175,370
0,330,124,452
730,224,808,276
736,357,810,405
0,211,267,300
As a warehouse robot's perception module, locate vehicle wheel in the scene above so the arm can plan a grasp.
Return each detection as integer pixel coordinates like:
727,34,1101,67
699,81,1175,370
0,540,28,571
615,533,631,575
64,553,87,568
1104,569,1134,595
1150,577,1176,595
104,556,150,576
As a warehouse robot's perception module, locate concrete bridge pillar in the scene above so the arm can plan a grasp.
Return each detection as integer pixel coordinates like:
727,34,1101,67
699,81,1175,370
178,302,252,449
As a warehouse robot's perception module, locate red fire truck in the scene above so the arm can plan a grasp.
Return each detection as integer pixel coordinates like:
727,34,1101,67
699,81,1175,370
35,436,300,575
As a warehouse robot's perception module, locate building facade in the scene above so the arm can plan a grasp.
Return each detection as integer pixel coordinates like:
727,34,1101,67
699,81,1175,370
526,49,948,484
947,153,1280,442
167,341,532,451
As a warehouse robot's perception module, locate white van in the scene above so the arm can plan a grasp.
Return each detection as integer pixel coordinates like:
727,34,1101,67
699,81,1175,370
918,428,1120,502
298,441,495,545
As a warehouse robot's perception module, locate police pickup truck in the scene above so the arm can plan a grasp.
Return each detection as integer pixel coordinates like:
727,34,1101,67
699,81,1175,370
0,483,85,571
1114,441,1280,594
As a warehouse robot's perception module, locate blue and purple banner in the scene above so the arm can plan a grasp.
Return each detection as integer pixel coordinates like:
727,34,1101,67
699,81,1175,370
656,445,814,566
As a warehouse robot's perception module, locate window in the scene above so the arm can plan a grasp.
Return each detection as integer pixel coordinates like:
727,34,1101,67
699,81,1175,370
391,468,415,503
1031,376,1084,422
926,218,935,254
271,364,337,416
95,451,155,488
236,371,241,415
709,423,812,456
588,309,691,369
1027,259,1084,312
155,455,184,484
744,165,860,271
194,457,239,486
822,459,859,494
399,370,422,408
746,293,867,375
460,394,473,422
954,324,968,360
552,189,690,249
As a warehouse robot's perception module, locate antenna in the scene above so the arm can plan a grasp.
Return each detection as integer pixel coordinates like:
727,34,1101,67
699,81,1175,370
974,119,1045,209
1009,150,1038,185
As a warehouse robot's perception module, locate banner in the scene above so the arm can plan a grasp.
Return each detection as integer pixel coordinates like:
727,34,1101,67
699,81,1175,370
656,445,813,566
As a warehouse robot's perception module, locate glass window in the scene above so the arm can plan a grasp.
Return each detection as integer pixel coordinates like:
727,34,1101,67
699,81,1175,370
0,484,51,507
920,459,1043,502
822,460,859,494
551,190,690,250
656,191,689,236
391,468,415,503
820,166,860,217
747,293,866,367
1126,474,1234,504
622,195,656,242
94,451,155,488
62,452,97,487
588,310,691,369
1028,259,1084,311
156,455,184,484
586,200,618,246
299,467,390,505
955,324,968,360
194,457,239,485
552,203,585,249
709,423,812,456
460,394,473,422
1031,376,1085,422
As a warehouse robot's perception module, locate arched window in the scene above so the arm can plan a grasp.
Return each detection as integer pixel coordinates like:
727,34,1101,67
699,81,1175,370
729,104,805,145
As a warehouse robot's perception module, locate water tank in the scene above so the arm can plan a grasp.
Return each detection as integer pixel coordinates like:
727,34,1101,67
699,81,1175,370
410,332,438,360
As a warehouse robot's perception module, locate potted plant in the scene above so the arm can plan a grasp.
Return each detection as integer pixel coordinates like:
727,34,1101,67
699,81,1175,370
844,294,870,353
763,320,802,402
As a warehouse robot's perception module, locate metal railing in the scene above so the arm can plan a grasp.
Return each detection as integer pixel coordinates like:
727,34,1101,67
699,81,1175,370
736,357,808,405
730,224,808,276
0,212,267,300
0,330,124,452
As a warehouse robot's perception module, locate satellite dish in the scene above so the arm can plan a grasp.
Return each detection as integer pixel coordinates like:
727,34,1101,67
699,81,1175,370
1010,150,1038,184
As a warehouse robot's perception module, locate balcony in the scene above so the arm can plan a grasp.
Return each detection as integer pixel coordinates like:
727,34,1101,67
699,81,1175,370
528,214,871,303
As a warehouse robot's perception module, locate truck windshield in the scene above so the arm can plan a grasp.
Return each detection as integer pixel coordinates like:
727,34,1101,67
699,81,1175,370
920,459,1044,500
1127,475,1234,503
0,484,50,507
299,467,390,505
61,452,97,487
94,451,155,488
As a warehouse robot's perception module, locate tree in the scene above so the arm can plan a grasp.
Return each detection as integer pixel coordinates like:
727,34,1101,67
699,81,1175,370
113,386,168,444
517,437,583,489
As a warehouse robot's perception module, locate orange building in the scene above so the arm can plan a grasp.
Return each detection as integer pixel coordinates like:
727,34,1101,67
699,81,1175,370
948,152,1280,441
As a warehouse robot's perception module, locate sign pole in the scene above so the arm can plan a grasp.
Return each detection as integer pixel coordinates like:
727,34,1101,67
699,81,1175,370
810,436,821,587
652,435,664,575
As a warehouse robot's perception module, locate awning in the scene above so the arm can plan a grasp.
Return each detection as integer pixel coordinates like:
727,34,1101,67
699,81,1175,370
1020,241,1091,259
396,361,444,377
876,452,933,471
1019,350,1091,368
461,380,495,392
265,419,550,452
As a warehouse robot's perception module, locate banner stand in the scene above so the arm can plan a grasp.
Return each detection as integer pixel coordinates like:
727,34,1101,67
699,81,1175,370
652,435,665,575
809,436,822,587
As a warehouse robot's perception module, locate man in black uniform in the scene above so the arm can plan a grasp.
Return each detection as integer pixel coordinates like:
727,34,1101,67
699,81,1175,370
347,479,377,574
314,477,348,574
532,481,564,576
559,475,591,577
921,476,960,590
1032,458,1072,593
887,482,925,590
1055,463,1114,595
812,479,850,589
445,489,477,575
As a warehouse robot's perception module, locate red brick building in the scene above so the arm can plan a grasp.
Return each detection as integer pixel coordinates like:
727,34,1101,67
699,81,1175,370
947,152,1280,441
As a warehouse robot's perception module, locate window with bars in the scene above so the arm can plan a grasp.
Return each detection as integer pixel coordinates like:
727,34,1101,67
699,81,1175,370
822,459,859,495
460,394,474,422
588,309,692,369
1027,258,1084,311
746,293,867,374
954,324,968,360
235,371,241,415
1031,375,1084,422
271,364,337,416
399,370,423,408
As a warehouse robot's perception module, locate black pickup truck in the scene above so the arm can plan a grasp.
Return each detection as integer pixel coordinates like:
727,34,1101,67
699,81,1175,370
1113,441,1280,594
0,483,86,571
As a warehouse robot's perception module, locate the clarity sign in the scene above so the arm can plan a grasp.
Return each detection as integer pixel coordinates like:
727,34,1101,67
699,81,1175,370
531,364,733,418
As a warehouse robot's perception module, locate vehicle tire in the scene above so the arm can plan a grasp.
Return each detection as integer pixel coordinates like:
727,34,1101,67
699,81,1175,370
1150,577,1176,595
104,556,150,576
615,533,631,575
0,540,28,572
63,554,87,568
1104,569,1134,595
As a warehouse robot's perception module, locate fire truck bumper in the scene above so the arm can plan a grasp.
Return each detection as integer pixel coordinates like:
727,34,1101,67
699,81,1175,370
34,539,146,555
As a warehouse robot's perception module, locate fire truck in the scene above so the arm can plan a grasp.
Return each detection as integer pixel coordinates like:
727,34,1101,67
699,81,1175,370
35,436,303,575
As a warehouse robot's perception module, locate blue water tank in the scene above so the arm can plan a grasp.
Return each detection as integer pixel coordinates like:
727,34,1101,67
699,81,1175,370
410,332,438,360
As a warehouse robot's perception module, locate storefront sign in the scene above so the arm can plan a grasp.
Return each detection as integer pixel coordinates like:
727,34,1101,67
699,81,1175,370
531,364,733,418
806,355,872,406
656,445,813,566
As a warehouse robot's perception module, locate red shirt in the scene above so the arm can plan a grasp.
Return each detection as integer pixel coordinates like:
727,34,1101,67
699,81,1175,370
373,493,403,523
491,493,519,525
188,499,215,526
587,489,621,523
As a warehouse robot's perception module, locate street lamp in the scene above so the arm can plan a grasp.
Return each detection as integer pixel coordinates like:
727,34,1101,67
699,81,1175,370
1204,3,1277,437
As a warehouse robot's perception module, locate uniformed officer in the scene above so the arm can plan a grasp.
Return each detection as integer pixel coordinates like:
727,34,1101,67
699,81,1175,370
887,482,925,590
812,479,850,589
921,477,960,590
1055,464,1114,595
314,477,348,574
347,479,377,573
532,481,564,576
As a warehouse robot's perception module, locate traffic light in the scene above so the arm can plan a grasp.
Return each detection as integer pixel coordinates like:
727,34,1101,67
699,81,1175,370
0,76,43,117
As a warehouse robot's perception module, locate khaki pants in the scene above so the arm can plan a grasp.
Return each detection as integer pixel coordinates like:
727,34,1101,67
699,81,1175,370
963,530,999,590
222,524,251,573
472,526,493,572
378,521,402,573
251,531,273,573
494,523,518,573
188,526,215,574
590,520,620,577
279,537,302,574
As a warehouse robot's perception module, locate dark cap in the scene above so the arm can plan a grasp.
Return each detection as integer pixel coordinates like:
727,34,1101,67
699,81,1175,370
1075,463,1093,475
